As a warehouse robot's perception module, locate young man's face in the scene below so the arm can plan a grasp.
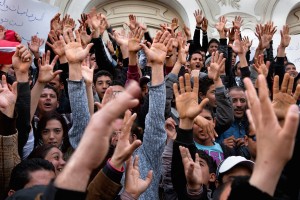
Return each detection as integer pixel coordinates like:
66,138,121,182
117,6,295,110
95,75,112,99
190,53,203,70
208,42,218,55
229,89,247,119
38,88,59,114
201,84,216,107
285,64,298,77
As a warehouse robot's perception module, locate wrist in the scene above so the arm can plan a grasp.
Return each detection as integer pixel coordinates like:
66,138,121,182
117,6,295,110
59,55,68,64
92,29,100,39
179,118,194,129
187,183,203,191
15,72,29,82
69,63,82,81
109,157,124,171
214,78,223,87
2,106,15,118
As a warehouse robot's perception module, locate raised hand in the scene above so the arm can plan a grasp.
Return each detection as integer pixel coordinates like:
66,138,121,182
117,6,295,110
253,54,270,77
62,14,76,32
12,44,32,75
110,110,142,169
165,117,177,140
179,146,203,190
125,14,138,32
194,115,218,141
37,51,61,83
215,16,227,37
279,25,291,48
173,73,209,128
0,75,17,117
201,17,208,32
128,27,144,53
194,9,204,27
79,26,92,47
232,15,243,30
140,31,172,65
47,30,66,57
28,35,44,58
124,156,153,199
94,87,114,111
182,24,191,40
106,40,115,55
177,36,189,65
272,73,300,121
60,29,94,64
81,55,95,86
242,36,252,50
112,29,129,47
207,51,226,81
228,30,247,55
244,75,299,196
171,17,179,35
50,13,62,35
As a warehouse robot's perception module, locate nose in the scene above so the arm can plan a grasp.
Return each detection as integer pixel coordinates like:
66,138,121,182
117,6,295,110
49,131,55,140
60,158,66,166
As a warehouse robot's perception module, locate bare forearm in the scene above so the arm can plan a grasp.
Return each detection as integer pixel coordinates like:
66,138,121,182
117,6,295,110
69,63,82,81
86,84,94,115
151,64,164,86
30,82,46,120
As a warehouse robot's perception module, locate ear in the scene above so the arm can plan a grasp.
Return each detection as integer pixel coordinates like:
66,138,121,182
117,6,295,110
56,101,60,109
209,172,216,183
8,189,15,196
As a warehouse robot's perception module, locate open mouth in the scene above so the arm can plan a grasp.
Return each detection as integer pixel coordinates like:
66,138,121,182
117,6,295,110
44,102,52,108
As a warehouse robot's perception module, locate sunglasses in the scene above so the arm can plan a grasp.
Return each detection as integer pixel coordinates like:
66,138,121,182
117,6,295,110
248,134,256,142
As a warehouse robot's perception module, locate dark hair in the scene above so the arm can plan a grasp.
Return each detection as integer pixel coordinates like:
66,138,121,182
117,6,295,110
131,122,144,142
229,86,245,93
284,62,296,69
28,144,58,160
208,38,220,48
188,50,203,61
35,112,70,153
93,70,113,85
112,79,125,87
43,84,59,100
199,76,214,96
197,149,217,174
9,158,55,191
202,104,216,119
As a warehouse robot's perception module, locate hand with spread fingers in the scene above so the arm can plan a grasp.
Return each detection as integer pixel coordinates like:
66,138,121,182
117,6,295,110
253,54,270,77
140,31,173,65
173,73,209,129
50,13,63,35
232,16,243,30
128,27,144,53
272,73,300,121
179,146,203,190
125,14,138,32
244,75,299,196
124,156,153,199
60,29,94,64
194,9,204,27
279,25,291,48
229,30,247,55
47,30,66,58
27,35,44,58
81,55,95,86
207,51,226,81
0,75,17,118
110,110,142,170
37,51,62,83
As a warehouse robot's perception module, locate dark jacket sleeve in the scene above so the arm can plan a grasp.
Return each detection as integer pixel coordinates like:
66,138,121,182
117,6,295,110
193,28,202,51
92,37,115,77
202,32,208,53
15,82,31,158
171,128,198,200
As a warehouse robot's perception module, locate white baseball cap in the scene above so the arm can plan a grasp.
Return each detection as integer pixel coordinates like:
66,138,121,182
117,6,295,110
216,156,254,180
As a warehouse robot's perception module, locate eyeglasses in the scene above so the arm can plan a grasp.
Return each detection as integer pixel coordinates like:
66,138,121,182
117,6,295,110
248,135,256,142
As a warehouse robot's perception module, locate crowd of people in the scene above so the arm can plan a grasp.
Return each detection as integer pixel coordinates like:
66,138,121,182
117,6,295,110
0,5,300,200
